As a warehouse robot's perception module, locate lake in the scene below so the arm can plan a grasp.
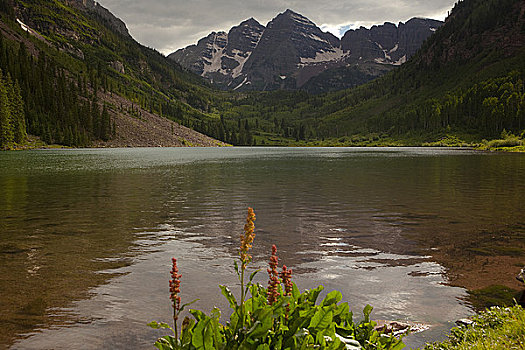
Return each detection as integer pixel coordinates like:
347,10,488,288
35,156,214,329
1,147,524,349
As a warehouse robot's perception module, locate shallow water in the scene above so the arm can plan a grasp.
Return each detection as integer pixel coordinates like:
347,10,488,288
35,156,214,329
1,147,524,349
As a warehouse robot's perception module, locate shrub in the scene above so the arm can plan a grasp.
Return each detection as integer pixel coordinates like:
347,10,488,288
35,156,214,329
486,137,522,148
149,208,404,349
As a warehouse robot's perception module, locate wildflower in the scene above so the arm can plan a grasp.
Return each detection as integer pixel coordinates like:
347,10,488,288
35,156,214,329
169,257,182,320
280,265,293,296
280,263,293,320
267,244,280,305
240,207,256,270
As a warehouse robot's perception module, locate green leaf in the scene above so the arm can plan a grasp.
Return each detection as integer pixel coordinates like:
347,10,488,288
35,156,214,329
326,336,344,350
228,308,240,331
334,302,350,318
390,340,406,350
246,307,273,338
321,290,342,306
179,298,199,313
190,309,207,322
181,317,196,346
292,282,300,300
191,321,205,349
363,304,373,323
297,330,314,350
234,260,240,277
148,321,173,330
154,335,179,350
307,285,324,304
154,336,176,350
220,285,238,309
192,317,214,350
249,269,260,282
309,307,333,331
209,307,224,348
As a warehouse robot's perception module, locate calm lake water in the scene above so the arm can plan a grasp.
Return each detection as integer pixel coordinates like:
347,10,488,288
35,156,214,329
1,147,524,349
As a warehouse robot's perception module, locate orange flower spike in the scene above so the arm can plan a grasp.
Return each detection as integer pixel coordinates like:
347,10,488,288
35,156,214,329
240,208,256,269
267,244,281,305
169,258,182,319
280,265,293,296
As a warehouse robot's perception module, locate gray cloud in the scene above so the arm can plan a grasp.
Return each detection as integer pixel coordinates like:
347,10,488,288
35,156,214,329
98,0,456,55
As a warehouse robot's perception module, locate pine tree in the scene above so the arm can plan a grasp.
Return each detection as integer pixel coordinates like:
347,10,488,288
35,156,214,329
11,80,27,143
100,105,110,141
0,69,14,148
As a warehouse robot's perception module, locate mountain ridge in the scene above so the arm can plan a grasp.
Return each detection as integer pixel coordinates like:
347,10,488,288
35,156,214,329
216,0,525,146
169,9,443,93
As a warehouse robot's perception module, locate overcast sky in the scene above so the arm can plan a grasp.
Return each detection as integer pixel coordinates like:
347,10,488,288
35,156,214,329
97,0,456,55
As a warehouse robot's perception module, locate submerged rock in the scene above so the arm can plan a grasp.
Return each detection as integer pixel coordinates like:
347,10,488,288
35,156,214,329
455,318,475,327
374,320,430,336
516,266,525,283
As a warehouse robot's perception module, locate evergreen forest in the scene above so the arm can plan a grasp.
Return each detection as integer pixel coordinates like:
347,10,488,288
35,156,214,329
0,0,524,149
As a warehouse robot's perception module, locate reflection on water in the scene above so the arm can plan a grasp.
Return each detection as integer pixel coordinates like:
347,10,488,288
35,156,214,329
1,147,524,349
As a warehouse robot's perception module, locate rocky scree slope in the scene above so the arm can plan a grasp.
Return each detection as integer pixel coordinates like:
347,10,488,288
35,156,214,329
5,0,224,147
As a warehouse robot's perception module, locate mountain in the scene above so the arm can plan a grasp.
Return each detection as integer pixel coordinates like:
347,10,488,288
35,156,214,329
217,0,525,146
0,0,226,149
340,18,443,65
238,9,342,91
2,0,522,150
169,10,442,93
169,18,265,89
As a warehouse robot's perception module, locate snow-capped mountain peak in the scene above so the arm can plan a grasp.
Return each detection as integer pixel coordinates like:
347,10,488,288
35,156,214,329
169,10,443,92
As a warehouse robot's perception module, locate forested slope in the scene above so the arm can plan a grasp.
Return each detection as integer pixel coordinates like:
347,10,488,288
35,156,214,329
0,0,224,149
1,0,523,149
218,0,525,146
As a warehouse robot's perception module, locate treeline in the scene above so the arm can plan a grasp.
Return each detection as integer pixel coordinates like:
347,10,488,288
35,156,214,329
216,68,525,145
367,71,525,137
0,68,26,149
0,35,113,146
0,0,222,148
2,0,523,148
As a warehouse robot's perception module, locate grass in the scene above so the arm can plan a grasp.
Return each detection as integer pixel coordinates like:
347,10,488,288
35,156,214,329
467,285,521,310
476,131,525,152
421,305,525,350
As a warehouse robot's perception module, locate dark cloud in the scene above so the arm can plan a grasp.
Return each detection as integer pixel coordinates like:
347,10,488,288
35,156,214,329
98,0,456,54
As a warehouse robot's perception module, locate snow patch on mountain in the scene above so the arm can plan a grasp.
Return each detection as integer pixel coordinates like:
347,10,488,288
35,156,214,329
300,48,347,64
287,11,314,26
389,43,398,53
233,77,248,90
231,50,251,78
16,18,29,32
202,33,228,75
308,33,330,44
393,55,407,65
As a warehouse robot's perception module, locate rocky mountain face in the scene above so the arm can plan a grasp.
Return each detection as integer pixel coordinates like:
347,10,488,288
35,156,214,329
169,10,443,93
68,0,131,38
169,18,265,89
341,18,443,65
240,10,342,91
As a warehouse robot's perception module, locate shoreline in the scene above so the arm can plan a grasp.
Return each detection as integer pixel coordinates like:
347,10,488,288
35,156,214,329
4,144,524,152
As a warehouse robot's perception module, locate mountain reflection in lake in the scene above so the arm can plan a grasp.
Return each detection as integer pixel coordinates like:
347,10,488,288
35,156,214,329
1,147,524,349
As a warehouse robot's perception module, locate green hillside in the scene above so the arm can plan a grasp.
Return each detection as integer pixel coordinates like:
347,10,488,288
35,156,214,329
0,0,224,149
218,0,525,147
0,0,524,149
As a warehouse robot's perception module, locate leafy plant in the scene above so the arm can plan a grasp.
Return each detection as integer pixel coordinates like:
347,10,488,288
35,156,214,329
150,208,405,349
